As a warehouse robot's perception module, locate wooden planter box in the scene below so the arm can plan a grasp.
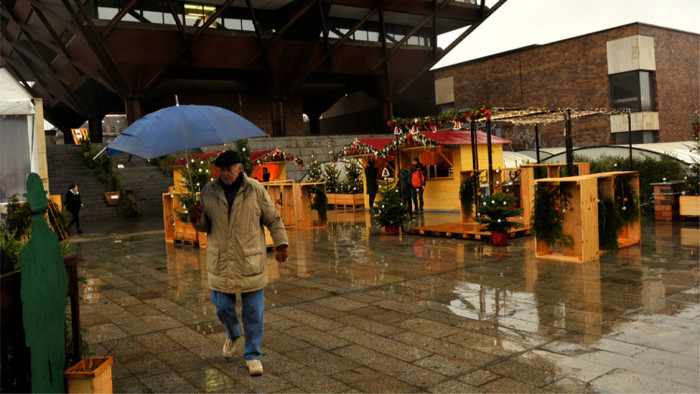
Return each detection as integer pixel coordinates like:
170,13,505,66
679,195,700,217
64,357,114,394
534,171,640,263
327,193,364,210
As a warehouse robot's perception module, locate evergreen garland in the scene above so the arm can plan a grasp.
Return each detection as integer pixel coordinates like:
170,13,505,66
235,139,253,176
531,184,573,248
615,179,639,226
372,185,408,227
175,157,214,223
598,194,622,251
459,177,476,217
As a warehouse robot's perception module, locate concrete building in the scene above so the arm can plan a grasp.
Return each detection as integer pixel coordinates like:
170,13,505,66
1,0,504,141
433,23,700,150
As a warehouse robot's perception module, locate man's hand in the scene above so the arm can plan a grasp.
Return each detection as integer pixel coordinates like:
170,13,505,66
275,245,288,262
188,202,204,224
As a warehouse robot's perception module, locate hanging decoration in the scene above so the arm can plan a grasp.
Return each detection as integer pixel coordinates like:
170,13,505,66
386,106,628,132
531,183,573,248
254,148,304,168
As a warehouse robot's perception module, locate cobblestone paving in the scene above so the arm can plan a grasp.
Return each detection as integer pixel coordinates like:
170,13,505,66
70,212,699,393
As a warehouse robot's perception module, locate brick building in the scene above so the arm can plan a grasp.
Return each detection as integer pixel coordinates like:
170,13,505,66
433,23,700,150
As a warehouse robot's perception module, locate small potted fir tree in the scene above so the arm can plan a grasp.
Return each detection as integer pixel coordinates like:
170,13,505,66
475,192,523,245
371,184,409,234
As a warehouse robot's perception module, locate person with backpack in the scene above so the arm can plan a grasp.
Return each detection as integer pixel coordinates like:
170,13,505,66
411,158,427,213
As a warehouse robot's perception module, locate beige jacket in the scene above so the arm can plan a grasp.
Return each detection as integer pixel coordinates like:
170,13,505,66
190,174,288,294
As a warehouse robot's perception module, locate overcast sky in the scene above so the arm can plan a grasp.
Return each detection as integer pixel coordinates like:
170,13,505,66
435,0,700,69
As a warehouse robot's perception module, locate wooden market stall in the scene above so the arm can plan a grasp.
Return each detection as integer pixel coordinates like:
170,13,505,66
250,148,304,182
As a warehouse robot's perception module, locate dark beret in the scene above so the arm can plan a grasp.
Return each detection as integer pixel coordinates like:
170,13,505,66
214,151,242,167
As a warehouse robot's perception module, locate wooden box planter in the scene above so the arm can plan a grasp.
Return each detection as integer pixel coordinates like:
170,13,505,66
162,193,207,247
534,171,640,263
327,193,364,210
64,357,114,394
679,195,700,217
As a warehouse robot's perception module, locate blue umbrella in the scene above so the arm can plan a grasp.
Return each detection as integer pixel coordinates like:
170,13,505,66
107,105,267,159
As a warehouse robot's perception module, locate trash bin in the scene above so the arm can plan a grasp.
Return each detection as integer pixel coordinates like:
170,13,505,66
64,357,114,394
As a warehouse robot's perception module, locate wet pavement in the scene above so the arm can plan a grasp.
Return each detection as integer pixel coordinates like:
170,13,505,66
69,212,699,393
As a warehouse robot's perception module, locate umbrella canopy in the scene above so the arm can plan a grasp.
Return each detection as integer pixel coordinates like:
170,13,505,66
107,105,267,159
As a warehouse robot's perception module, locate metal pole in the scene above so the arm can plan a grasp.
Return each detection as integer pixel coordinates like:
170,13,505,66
470,120,479,202
535,124,541,164
627,109,633,170
486,119,493,193
395,132,401,195
565,109,574,176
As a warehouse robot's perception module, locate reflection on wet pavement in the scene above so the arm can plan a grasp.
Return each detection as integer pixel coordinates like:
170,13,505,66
73,211,699,392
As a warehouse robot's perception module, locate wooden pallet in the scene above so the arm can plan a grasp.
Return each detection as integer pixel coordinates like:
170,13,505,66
329,203,363,211
408,222,530,240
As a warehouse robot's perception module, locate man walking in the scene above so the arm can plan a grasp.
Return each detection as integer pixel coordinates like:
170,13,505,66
188,151,288,376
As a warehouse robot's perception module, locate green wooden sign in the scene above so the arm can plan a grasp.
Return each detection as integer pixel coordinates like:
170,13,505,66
20,173,68,393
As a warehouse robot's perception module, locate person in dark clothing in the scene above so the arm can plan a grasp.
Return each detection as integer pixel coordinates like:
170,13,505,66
398,165,414,218
64,183,84,235
411,158,427,213
365,159,379,210
262,167,271,182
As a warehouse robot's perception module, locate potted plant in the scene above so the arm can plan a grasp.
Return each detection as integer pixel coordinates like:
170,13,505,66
475,192,523,245
371,184,409,234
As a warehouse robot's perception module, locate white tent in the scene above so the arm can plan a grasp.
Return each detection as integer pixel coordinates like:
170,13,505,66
0,68,48,204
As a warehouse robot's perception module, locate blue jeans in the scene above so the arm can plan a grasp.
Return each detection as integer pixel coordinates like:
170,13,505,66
210,289,264,360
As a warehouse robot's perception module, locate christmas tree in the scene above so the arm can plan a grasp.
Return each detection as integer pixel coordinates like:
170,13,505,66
343,159,364,194
372,185,408,227
475,192,523,232
176,157,214,222
235,139,253,176
307,148,323,182
323,164,341,193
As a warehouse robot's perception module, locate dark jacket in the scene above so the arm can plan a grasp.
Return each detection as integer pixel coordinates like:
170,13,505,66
64,190,82,213
399,167,413,200
365,164,379,195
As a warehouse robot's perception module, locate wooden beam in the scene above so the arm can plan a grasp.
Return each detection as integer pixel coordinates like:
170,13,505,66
246,0,317,66
100,0,140,39
396,0,509,95
143,0,237,92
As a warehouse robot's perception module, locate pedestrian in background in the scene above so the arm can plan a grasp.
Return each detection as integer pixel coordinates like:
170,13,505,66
64,183,84,235
411,157,427,213
188,151,288,377
365,159,379,211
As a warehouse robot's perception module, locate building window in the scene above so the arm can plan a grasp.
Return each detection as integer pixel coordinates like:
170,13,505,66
610,71,655,112
612,130,658,144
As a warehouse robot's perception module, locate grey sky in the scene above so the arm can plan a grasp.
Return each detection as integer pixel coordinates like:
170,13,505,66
435,0,700,69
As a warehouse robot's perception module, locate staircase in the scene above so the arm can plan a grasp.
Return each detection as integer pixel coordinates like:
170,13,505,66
46,145,172,224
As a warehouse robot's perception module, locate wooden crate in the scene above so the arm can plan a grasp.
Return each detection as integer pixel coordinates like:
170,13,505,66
534,171,640,262
104,191,120,206
596,171,640,248
534,175,599,262
265,180,296,227
520,162,590,228
327,193,364,210
293,182,327,228
679,195,700,217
